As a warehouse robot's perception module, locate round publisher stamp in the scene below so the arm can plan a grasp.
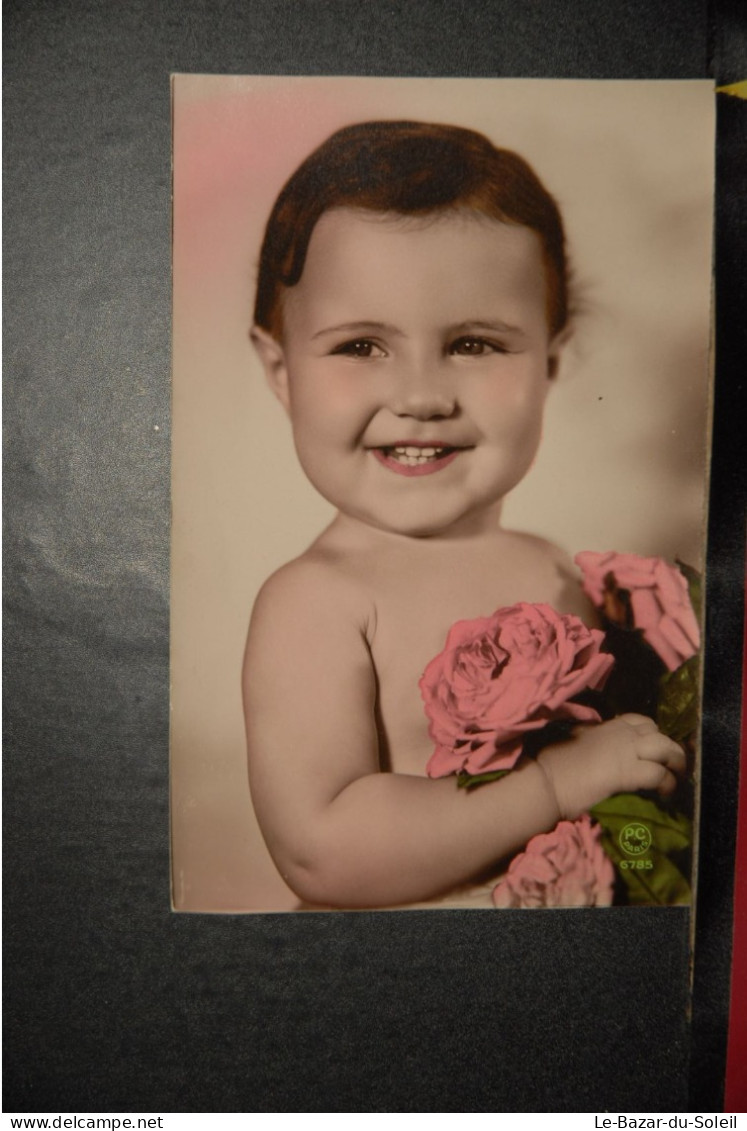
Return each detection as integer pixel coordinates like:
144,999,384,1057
619,821,652,856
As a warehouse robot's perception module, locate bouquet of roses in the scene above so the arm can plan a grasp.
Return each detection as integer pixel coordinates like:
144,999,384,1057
419,552,700,908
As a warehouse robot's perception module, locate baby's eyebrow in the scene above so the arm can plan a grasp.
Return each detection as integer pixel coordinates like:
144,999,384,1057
310,318,529,342
450,319,527,338
311,321,404,341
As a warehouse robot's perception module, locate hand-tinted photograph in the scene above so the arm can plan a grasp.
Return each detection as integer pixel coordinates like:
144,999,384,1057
171,75,714,912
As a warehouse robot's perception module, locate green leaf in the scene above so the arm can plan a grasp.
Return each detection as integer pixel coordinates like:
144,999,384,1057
590,793,692,905
591,793,691,851
676,559,703,627
657,655,700,741
456,769,511,790
606,848,691,906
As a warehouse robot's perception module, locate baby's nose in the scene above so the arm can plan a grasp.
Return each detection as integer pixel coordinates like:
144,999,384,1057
390,369,457,420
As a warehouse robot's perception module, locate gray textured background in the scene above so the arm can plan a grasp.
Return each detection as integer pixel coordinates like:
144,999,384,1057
4,0,745,1113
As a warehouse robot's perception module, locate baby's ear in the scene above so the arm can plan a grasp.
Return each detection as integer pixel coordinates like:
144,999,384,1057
250,325,291,413
547,326,573,380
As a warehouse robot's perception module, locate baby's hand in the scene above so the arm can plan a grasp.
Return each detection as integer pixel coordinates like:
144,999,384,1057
537,714,686,821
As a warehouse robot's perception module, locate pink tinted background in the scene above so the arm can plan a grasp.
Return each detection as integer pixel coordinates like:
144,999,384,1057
171,75,714,912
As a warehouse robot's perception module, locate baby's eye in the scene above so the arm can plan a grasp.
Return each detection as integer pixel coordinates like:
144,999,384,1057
331,339,385,359
449,336,506,357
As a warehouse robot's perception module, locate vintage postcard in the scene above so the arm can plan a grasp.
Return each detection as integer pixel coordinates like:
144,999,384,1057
171,75,714,912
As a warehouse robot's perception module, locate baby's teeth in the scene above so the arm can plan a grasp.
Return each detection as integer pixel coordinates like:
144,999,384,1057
385,444,449,464
392,445,442,456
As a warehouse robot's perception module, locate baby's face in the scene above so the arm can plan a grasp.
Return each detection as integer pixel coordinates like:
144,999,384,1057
259,207,564,539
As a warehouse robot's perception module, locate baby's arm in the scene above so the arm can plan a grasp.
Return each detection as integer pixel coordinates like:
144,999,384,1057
243,563,683,908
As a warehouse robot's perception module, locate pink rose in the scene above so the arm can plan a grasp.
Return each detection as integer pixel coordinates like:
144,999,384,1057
420,603,614,778
575,551,700,672
491,813,615,908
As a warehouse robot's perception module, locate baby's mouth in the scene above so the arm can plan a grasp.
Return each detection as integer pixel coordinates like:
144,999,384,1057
378,444,456,467
370,443,465,478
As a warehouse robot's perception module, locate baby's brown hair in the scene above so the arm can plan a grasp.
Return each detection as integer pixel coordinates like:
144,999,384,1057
254,119,569,340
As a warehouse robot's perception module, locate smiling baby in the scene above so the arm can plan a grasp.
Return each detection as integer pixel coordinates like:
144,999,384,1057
243,121,684,909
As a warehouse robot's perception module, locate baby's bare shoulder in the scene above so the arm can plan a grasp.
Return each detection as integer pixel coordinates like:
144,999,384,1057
249,545,375,640
504,531,592,620
502,529,573,573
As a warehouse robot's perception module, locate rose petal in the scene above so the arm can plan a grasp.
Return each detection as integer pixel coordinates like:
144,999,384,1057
577,552,699,670
491,814,615,909
421,601,616,776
